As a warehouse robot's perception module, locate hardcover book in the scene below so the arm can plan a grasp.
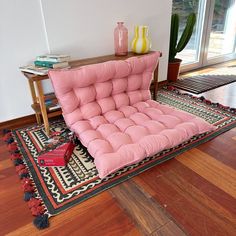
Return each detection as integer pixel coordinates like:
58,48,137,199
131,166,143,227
38,130,76,167
34,61,69,69
38,142,75,167
45,98,60,111
36,54,70,63
19,65,49,75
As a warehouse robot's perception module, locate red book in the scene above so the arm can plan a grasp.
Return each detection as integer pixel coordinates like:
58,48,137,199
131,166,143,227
38,132,76,167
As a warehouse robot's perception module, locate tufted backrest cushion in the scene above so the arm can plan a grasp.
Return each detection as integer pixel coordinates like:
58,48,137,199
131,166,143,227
49,52,160,128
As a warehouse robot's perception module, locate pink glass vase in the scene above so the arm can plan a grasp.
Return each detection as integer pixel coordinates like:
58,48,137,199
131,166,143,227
114,22,128,56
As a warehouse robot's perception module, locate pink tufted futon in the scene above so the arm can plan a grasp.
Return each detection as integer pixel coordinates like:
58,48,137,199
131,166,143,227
49,52,215,178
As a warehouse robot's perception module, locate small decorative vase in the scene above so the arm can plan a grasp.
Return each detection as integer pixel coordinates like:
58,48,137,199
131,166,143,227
131,25,151,54
114,22,128,56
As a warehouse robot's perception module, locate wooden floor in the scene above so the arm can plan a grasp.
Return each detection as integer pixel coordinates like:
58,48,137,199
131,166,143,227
180,60,236,108
1,63,236,236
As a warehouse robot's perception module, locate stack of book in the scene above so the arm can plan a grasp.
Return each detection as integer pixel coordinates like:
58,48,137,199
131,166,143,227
19,54,70,75
44,92,60,111
35,54,70,68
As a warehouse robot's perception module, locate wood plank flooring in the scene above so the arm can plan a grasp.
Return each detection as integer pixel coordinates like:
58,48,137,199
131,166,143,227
170,74,236,94
179,60,236,108
1,63,236,235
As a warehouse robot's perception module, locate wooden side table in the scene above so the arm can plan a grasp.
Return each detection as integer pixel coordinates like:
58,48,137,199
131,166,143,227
23,72,62,135
23,51,162,135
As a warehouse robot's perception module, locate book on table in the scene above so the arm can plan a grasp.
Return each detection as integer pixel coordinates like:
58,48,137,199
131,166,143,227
20,54,70,75
34,60,69,69
19,65,49,75
36,54,70,63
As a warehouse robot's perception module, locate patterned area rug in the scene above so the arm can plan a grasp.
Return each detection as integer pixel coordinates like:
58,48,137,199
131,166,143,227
5,87,236,229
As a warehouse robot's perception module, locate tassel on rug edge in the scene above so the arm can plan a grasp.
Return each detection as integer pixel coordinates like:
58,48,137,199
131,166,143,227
2,130,50,230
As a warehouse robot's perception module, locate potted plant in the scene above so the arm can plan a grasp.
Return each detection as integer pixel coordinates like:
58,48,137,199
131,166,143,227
167,13,196,81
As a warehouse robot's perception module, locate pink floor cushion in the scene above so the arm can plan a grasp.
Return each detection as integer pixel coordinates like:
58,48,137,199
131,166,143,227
49,52,216,178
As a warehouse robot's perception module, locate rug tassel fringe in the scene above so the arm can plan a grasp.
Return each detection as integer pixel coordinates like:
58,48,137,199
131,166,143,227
3,129,11,134
13,158,24,166
33,214,49,229
7,137,15,144
8,142,18,152
2,132,12,142
2,130,50,230
11,153,22,160
24,192,36,201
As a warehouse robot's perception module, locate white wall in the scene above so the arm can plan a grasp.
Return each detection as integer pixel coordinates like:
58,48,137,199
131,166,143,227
0,0,172,122
0,0,48,122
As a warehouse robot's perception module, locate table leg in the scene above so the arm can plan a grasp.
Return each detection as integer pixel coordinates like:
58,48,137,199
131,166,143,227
28,79,41,124
35,80,50,136
153,65,159,100
35,113,41,125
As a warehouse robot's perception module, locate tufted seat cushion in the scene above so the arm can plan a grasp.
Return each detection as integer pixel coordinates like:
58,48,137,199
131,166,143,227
49,52,215,178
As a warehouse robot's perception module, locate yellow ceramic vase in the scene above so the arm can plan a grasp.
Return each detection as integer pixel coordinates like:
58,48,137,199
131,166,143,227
131,25,151,54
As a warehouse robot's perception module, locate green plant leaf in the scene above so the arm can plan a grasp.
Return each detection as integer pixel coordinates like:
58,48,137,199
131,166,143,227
176,13,196,53
169,14,179,62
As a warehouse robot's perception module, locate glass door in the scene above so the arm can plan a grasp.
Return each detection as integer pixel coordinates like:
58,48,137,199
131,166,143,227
205,0,236,64
172,0,236,71
172,0,206,69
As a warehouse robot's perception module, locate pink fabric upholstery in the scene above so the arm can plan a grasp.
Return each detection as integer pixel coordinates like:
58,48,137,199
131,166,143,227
49,52,215,178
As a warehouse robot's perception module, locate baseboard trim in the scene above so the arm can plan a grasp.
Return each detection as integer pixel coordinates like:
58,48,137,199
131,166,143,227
0,114,37,130
158,80,168,87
